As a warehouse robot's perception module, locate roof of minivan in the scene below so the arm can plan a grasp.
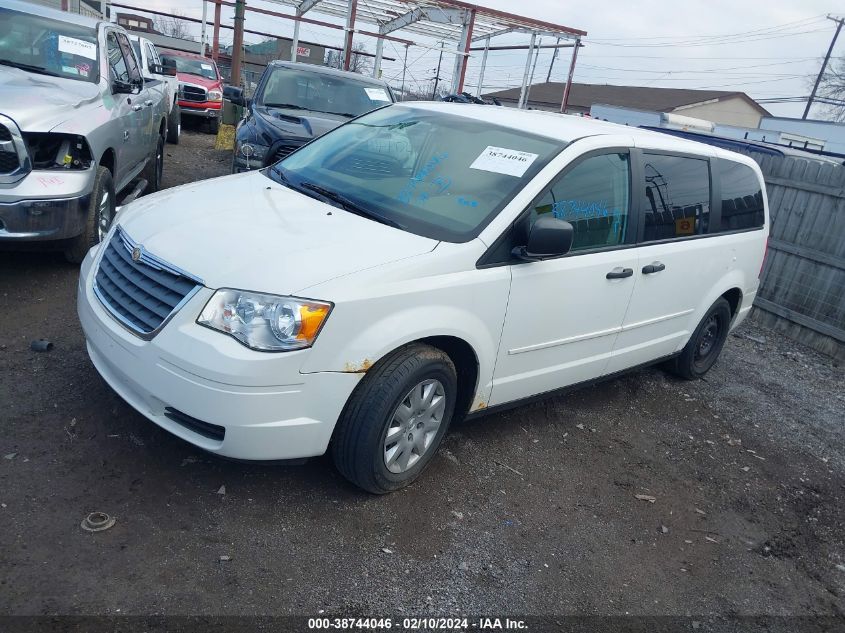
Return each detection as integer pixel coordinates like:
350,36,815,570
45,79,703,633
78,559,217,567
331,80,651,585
268,61,390,87
5,0,103,28
398,102,749,160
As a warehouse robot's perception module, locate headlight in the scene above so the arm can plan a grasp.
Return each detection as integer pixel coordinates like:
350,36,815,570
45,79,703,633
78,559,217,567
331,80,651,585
198,289,332,352
208,89,223,102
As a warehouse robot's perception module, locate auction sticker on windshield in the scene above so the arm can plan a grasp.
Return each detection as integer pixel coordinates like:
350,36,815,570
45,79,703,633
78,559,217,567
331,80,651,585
470,146,538,177
58,35,96,60
365,87,391,102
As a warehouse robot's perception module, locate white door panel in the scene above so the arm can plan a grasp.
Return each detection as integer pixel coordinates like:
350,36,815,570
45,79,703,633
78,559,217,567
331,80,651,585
607,238,732,373
491,250,638,405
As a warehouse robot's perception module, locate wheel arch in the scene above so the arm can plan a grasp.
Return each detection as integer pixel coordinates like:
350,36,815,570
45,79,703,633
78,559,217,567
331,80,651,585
99,148,115,175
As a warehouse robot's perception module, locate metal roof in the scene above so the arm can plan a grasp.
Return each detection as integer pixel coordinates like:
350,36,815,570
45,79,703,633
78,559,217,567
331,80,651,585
261,0,586,42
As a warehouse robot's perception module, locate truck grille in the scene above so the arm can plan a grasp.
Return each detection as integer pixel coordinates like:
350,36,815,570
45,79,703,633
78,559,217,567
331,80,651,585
93,227,203,337
273,144,300,163
180,84,207,103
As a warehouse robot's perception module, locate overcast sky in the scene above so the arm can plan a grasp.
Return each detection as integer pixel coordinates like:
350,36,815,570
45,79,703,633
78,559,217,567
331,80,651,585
141,0,844,119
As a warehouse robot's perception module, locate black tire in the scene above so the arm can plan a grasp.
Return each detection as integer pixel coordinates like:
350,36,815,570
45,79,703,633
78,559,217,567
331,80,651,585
64,166,114,264
143,134,164,194
207,117,219,135
668,298,732,380
331,344,457,494
166,104,180,144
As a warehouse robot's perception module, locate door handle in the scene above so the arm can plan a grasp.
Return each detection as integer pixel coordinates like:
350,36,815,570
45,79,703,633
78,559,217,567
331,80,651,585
144,100,153,106
123,130,129,141
132,104,143,111
606,267,634,279
642,262,666,274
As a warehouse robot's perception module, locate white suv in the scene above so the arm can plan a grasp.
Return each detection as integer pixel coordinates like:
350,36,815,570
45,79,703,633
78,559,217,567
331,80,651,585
77,103,768,493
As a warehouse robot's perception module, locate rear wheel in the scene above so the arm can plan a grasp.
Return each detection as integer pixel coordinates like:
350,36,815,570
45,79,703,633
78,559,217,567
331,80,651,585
331,344,457,494
668,298,732,380
63,166,114,263
143,134,164,194
166,104,180,144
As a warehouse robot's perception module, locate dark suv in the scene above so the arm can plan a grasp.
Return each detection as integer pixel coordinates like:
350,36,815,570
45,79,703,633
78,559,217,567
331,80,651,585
230,62,395,172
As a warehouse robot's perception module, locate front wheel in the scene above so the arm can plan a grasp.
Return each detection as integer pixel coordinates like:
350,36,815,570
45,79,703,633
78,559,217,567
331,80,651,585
64,166,115,263
668,298,732,380
331,344,457,494
207,117,219,135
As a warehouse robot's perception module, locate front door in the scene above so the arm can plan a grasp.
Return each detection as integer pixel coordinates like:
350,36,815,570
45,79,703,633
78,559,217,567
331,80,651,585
491,151,639,406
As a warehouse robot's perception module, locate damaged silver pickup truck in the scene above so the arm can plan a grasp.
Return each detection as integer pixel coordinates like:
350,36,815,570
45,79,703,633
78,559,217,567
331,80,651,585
0,0,168,262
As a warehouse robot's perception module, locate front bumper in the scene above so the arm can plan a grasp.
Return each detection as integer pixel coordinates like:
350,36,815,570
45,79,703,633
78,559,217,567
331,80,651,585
178,102,222,118
77,247,362,460
0,168,94,241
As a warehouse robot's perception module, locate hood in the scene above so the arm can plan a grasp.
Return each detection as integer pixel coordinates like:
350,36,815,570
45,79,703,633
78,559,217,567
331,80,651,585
0,65,102,132
177,72,221,90
253,105,349,140
116,171,438,293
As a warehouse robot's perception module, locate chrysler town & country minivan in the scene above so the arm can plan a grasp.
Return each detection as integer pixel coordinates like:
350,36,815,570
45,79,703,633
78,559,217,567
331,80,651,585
77,103,768,493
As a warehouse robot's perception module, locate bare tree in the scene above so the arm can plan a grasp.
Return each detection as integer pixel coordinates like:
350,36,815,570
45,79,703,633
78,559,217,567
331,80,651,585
153,13,192,40
324,42,371,74
812,57,845,121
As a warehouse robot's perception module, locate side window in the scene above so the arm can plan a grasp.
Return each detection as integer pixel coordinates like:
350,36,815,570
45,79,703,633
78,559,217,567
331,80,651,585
149,44,161,67
116,33,141,83
640,154,710,241
106,32,129,82
718,161,765,231
529,153,631,252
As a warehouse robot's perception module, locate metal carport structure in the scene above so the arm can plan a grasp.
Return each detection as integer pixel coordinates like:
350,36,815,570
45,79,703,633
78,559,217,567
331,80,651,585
212,0,587,111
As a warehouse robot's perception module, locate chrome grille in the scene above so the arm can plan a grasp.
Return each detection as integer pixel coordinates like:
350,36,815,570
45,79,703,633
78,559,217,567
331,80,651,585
94,227,202,338
180,83,207,103
0,115,29,182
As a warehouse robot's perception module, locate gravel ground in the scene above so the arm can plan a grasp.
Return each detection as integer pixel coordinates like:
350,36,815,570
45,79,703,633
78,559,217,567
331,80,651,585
1,131,843,619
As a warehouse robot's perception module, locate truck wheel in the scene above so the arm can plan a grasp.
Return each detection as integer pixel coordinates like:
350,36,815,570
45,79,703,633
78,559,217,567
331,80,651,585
166,105,180,144
331,344,457,494
143,134,164,194
667,298,732,380
207,117,219,135
64,166,114,264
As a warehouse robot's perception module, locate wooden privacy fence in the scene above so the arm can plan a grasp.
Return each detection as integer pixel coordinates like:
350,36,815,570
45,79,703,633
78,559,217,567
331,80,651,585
739,151,845,360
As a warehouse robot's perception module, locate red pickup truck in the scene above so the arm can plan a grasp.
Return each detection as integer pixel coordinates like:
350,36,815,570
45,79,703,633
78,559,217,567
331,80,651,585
158,49,223,134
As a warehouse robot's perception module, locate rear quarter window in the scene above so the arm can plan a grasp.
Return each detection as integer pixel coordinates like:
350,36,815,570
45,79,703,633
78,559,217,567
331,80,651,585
717,161,765,231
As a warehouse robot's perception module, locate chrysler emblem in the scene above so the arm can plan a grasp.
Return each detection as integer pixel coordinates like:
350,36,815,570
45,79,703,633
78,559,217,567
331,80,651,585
131,246,143,262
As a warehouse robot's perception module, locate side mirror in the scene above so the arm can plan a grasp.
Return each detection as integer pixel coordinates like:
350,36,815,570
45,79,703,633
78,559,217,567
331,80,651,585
112,78,134,94
224,85,245,106
512,216,574,261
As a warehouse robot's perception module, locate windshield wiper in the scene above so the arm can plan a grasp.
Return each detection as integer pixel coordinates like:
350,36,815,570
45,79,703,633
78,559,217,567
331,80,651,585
300,182,404,230
0,59,62,78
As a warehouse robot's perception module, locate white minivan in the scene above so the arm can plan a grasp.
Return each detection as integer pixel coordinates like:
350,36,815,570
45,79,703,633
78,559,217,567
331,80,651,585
77,103,768,493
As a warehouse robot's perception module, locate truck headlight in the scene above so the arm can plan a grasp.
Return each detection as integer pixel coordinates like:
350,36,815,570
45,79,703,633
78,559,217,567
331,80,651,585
208,89,223,102
198,289,332,352
234,140,269,169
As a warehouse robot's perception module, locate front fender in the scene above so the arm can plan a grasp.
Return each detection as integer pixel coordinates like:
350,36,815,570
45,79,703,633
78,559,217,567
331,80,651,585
300,263,511,409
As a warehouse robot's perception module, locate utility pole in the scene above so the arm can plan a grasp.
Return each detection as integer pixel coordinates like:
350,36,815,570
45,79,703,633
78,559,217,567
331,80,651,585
200,0,208,56
546,37,560,83
432,42,444,99
230,0,245,87
400,44,409,101
804,14,844,120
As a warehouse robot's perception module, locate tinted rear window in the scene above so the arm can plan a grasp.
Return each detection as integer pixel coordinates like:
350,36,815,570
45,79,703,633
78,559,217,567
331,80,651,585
718,161,765,231
640,154,711,242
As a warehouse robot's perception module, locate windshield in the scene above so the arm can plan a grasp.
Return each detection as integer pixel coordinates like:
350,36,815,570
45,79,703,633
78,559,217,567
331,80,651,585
257,66,393,118
268,106,564,242
0,8,99,83
161,54,217,80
